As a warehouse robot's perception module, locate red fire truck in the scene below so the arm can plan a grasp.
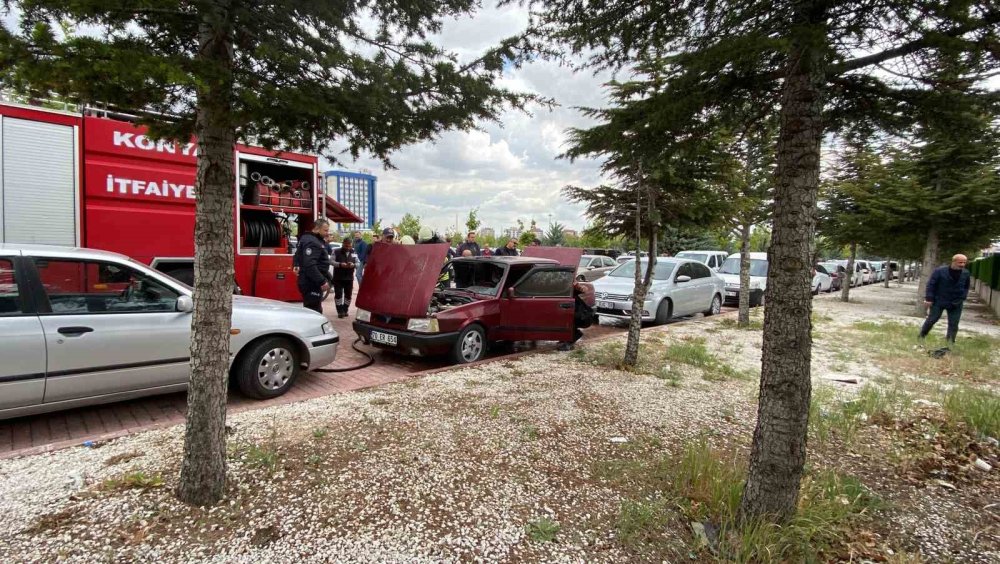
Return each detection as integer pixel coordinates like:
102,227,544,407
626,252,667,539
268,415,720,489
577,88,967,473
0,101,361,301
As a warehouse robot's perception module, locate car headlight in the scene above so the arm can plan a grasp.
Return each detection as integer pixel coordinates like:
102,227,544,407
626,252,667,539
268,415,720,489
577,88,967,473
407,318,439,333
321,321,334,334
356,308,371,322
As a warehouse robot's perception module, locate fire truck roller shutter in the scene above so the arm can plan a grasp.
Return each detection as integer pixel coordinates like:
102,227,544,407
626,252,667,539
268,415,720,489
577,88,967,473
1,117,77,245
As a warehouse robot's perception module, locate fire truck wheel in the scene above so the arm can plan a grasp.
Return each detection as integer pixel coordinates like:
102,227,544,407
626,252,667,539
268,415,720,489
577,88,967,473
168,268,194,286
234,336,300,399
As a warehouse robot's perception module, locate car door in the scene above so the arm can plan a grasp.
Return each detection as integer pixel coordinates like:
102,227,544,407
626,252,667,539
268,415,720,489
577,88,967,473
0,254,48,412
689,262,716,308
29,256,192,403
671,263,699,316
499,267,575,342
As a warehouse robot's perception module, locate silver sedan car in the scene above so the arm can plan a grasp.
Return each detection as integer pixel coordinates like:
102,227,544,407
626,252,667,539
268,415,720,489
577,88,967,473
576,254,618,281
591,258,725,325
0,244,338,420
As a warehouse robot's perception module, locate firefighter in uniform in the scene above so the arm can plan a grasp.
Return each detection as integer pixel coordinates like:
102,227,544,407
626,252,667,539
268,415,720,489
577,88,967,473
332,237,358,318
294,218,333,313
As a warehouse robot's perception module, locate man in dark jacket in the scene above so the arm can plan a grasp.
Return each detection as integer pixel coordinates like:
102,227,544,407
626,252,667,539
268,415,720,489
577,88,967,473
294,219,333,313
332,237,358,318
919,254,970,344
353,231,368,285
456,231,481,256
494,238,519,257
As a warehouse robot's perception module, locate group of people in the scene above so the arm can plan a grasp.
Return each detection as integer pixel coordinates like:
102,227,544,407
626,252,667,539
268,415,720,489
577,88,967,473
447,231,541,259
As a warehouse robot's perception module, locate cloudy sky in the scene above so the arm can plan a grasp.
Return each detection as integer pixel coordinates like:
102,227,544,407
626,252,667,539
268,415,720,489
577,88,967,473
325,3,613,235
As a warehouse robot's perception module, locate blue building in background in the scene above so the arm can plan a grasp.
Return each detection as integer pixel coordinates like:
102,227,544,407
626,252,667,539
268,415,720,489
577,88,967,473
324,170,377,232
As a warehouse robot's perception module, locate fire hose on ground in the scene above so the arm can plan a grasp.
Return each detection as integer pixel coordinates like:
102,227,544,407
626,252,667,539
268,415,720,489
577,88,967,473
311,338,375,372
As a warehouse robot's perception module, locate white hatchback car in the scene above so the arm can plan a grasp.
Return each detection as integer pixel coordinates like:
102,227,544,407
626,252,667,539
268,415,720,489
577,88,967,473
716,252,769,306
674,250,730,272
1,244,339,420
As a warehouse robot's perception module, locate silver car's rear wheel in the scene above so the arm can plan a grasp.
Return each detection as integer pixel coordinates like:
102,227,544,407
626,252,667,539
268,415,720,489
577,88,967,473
234,337,300,399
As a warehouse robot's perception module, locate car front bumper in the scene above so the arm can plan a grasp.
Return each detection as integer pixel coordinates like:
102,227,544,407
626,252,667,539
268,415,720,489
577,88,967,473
353,321,460,357
723,288,762,302
307,335,339,370
593,297,654,321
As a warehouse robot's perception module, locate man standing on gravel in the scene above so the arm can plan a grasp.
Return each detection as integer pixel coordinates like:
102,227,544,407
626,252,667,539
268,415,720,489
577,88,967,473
919,254,970,345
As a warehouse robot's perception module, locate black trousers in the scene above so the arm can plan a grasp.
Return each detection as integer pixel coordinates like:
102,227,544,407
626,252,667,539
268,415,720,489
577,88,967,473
333,279,353,315
920,302,964,343
300,286,325,314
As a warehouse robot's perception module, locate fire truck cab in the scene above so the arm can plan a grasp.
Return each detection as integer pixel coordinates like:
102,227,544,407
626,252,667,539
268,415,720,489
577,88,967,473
0,100,361,301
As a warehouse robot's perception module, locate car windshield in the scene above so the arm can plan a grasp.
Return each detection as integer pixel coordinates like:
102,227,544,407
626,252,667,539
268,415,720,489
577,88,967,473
578,257,592,268
676,252,708,264
609,260,676,280
451,261,506,296
130,258,192,290
720,258,768,277
819,263,839,274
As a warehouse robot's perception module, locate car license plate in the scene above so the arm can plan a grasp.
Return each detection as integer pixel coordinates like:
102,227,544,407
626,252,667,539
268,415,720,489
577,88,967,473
370,331,397,346
726,291,737,297
598,300,614,309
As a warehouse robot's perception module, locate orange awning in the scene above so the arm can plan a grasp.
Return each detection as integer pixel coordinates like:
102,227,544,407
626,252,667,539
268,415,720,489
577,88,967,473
324,195,363,224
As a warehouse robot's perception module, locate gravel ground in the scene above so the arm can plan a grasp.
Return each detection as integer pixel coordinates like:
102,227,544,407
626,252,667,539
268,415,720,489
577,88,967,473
0,282,997,562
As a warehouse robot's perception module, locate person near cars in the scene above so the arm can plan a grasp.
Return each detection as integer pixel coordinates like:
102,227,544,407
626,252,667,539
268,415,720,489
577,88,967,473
332,237,357,318
295,218,333,313
495,239,519,257
446,236,457,259
353,231,368,285
456,231,481,256
558,281,593,351
919,254,970,345
482,246,493,257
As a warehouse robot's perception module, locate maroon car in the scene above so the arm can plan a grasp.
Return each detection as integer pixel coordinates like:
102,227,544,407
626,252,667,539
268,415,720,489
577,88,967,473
353,243,593,364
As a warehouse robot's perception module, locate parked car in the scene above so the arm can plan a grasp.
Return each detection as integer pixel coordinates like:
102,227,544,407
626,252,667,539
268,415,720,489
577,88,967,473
817,262,844,292
576,254,618,282
353,244,594,364
856,260,873,284
0,244,339,420
869,261,886,282
716,252,769,306
674,250,730,272
591,258,724,325
836,260,865,287
811,264,833,294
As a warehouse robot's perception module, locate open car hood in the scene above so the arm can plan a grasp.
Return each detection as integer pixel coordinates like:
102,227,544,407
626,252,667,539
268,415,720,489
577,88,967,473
521,246,584,268
356,243,449,318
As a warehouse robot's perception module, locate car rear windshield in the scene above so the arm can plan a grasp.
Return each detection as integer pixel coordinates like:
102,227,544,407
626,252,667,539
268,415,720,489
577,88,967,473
676,252,708,264
609,260,676,280
720,258,768,277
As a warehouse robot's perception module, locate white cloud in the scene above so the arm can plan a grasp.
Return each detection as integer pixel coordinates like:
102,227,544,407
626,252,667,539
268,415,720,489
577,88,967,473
324,2,614,235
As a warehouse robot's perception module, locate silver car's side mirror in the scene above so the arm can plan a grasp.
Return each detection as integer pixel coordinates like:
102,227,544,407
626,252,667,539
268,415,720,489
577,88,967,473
675,275,692,283
177,295,194,313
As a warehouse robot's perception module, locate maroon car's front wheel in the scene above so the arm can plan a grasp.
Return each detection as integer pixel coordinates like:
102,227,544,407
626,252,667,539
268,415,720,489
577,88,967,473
452,324,486,364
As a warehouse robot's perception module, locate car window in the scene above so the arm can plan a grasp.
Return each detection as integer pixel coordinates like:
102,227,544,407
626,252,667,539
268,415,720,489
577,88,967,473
691,262,712,279
578,257,590,268
453,262,506,296
33,259,180,314
514,269,574,298
675,263,693,279
0,259,23,316
677,252,708,264
719,258,769,277
815,264,828,275
610,260,676,280
602,257,616,267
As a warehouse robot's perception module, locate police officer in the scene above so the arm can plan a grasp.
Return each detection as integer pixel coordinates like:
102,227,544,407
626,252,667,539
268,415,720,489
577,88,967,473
295,218,333,313
332,237,357,318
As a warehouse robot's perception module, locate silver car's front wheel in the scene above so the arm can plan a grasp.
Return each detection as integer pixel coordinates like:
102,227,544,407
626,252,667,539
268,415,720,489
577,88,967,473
257,346,295,391
234,337,300,399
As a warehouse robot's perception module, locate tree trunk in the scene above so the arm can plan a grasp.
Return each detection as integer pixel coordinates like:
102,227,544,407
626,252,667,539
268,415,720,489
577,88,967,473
738,222,752,327
177,4,236,507
840,242,856,302
739,0,827,524
915,227,939,315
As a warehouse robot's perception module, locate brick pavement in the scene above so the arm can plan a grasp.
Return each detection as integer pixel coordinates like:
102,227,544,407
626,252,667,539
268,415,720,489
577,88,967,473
0,299,635,459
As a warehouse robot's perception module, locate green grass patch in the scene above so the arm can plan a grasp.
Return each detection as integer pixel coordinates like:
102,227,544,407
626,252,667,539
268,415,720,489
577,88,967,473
719,317,764,331
100,471,164,491
525,517,560,542
609,438,882,561
943,387,1000,437
810,384,911,444
574,337,752,382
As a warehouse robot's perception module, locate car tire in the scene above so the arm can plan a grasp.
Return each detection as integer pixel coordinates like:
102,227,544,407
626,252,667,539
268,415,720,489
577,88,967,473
654,299,672,325
452,324,487,364
703,294,722,316
234,337,300,399
576,275,586,282
813,284,820,296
